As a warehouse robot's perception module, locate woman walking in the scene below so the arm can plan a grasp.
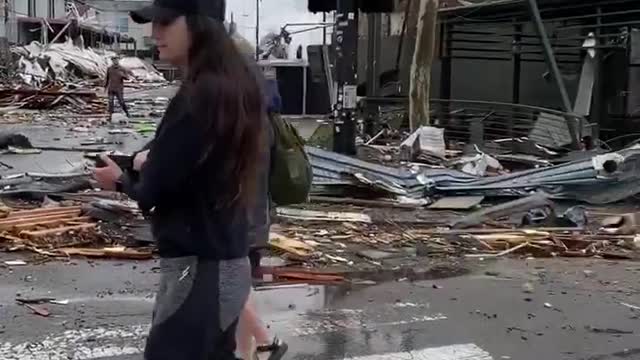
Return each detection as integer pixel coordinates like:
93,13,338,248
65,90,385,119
230,32,288,360
92,0,266,358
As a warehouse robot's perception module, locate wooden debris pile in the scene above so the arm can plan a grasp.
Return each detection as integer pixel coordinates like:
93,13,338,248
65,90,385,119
268,219,416,268
0,205,152,260
0,205,94,242
410,227,640,260
0,84,106,113
268,205,640,271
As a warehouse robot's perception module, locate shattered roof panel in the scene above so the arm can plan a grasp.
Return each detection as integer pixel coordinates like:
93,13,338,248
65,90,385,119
434,146,640,204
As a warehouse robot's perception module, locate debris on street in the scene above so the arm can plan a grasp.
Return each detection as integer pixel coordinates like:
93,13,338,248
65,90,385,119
4,259,27,266
0,203,152,260
22,303,51,317
0,84,104,113
0,47,638,280
54,246,153,260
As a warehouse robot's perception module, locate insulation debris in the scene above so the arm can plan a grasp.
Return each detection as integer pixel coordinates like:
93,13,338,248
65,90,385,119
12,40,165,85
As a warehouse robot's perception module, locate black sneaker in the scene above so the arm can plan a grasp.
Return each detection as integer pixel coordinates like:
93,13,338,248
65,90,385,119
256,338,288,360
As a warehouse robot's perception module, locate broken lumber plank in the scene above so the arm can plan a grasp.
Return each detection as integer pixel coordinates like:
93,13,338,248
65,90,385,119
5,209,82,220
496,242,530,257
20,223,96,239
50,95,65,107
12,216,91,232
309,196,421,209
0,212,82,229
275,271,344,284
56,247,153,260
410,227,583,235
0,89,97,97
466,242,531,258
25,246,60,257
276,208,372,223
7,206,82,218
472,232,550,245
269,232,314,258
0,233,26,243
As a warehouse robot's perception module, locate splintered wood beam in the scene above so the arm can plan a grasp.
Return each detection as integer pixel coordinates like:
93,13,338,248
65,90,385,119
20,223,96,239
7,206,82,218
0,212,82,230
11,217,91,233
56,247,154,260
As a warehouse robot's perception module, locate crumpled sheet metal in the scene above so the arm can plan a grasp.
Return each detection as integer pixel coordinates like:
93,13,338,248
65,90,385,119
306,146,431,198
434,146,640,204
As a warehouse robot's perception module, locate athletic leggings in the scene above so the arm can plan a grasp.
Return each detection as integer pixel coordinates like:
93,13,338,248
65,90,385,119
144,256,251,360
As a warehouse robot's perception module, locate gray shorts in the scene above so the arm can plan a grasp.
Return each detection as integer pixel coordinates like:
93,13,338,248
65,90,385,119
144,256,251,360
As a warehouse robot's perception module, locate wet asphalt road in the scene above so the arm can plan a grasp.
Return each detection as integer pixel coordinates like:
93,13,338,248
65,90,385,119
1,256,639,360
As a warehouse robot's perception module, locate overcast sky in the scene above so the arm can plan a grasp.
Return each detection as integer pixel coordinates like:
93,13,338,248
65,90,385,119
226,0,326,57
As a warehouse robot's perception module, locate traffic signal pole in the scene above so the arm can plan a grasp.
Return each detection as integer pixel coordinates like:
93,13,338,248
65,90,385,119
332,0,359,155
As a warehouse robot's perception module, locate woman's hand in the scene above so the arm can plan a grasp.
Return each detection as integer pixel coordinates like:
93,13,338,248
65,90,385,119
93,154,123,191
133,150,149,171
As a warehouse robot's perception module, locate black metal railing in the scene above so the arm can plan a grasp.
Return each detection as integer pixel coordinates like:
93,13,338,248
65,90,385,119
363,97,589,150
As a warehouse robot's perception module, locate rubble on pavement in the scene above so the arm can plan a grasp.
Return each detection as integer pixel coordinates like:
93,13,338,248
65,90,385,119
0,201,153,260
12,40,165,85
0,39,170,128
309,126,640,206
267,202,640,271
0,84,105,113
0,94,639,281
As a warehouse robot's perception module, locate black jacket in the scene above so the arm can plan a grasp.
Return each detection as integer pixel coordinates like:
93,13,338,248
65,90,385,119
119,89,258,259
135,66,275,251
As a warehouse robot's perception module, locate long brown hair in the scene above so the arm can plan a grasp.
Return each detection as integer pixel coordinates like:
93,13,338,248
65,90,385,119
183,15,265,208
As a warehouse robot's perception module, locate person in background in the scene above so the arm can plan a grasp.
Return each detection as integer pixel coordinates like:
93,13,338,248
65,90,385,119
232,38,288,360
296,45,303,60
93,0,265,358
105,57,132,121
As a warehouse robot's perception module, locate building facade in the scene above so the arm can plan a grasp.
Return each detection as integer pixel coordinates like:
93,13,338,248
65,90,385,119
3,0,68,44
80,0,152,50
14,0,67,19
0,0,151,50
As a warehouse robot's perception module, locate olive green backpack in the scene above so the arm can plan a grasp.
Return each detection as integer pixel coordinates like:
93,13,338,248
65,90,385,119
269,114,313,205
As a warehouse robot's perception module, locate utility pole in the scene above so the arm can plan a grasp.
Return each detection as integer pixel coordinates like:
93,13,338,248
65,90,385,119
332,0,358,155
322,12,328,45
255,0,260,60
409,0,439,130
0,0,6,39
0,0,8,74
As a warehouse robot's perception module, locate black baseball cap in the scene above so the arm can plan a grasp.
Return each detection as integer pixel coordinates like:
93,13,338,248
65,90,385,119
130,0,225,24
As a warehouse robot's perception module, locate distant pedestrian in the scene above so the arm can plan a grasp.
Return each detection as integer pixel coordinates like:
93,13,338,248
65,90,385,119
105,57,131,121
92,0,266,358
